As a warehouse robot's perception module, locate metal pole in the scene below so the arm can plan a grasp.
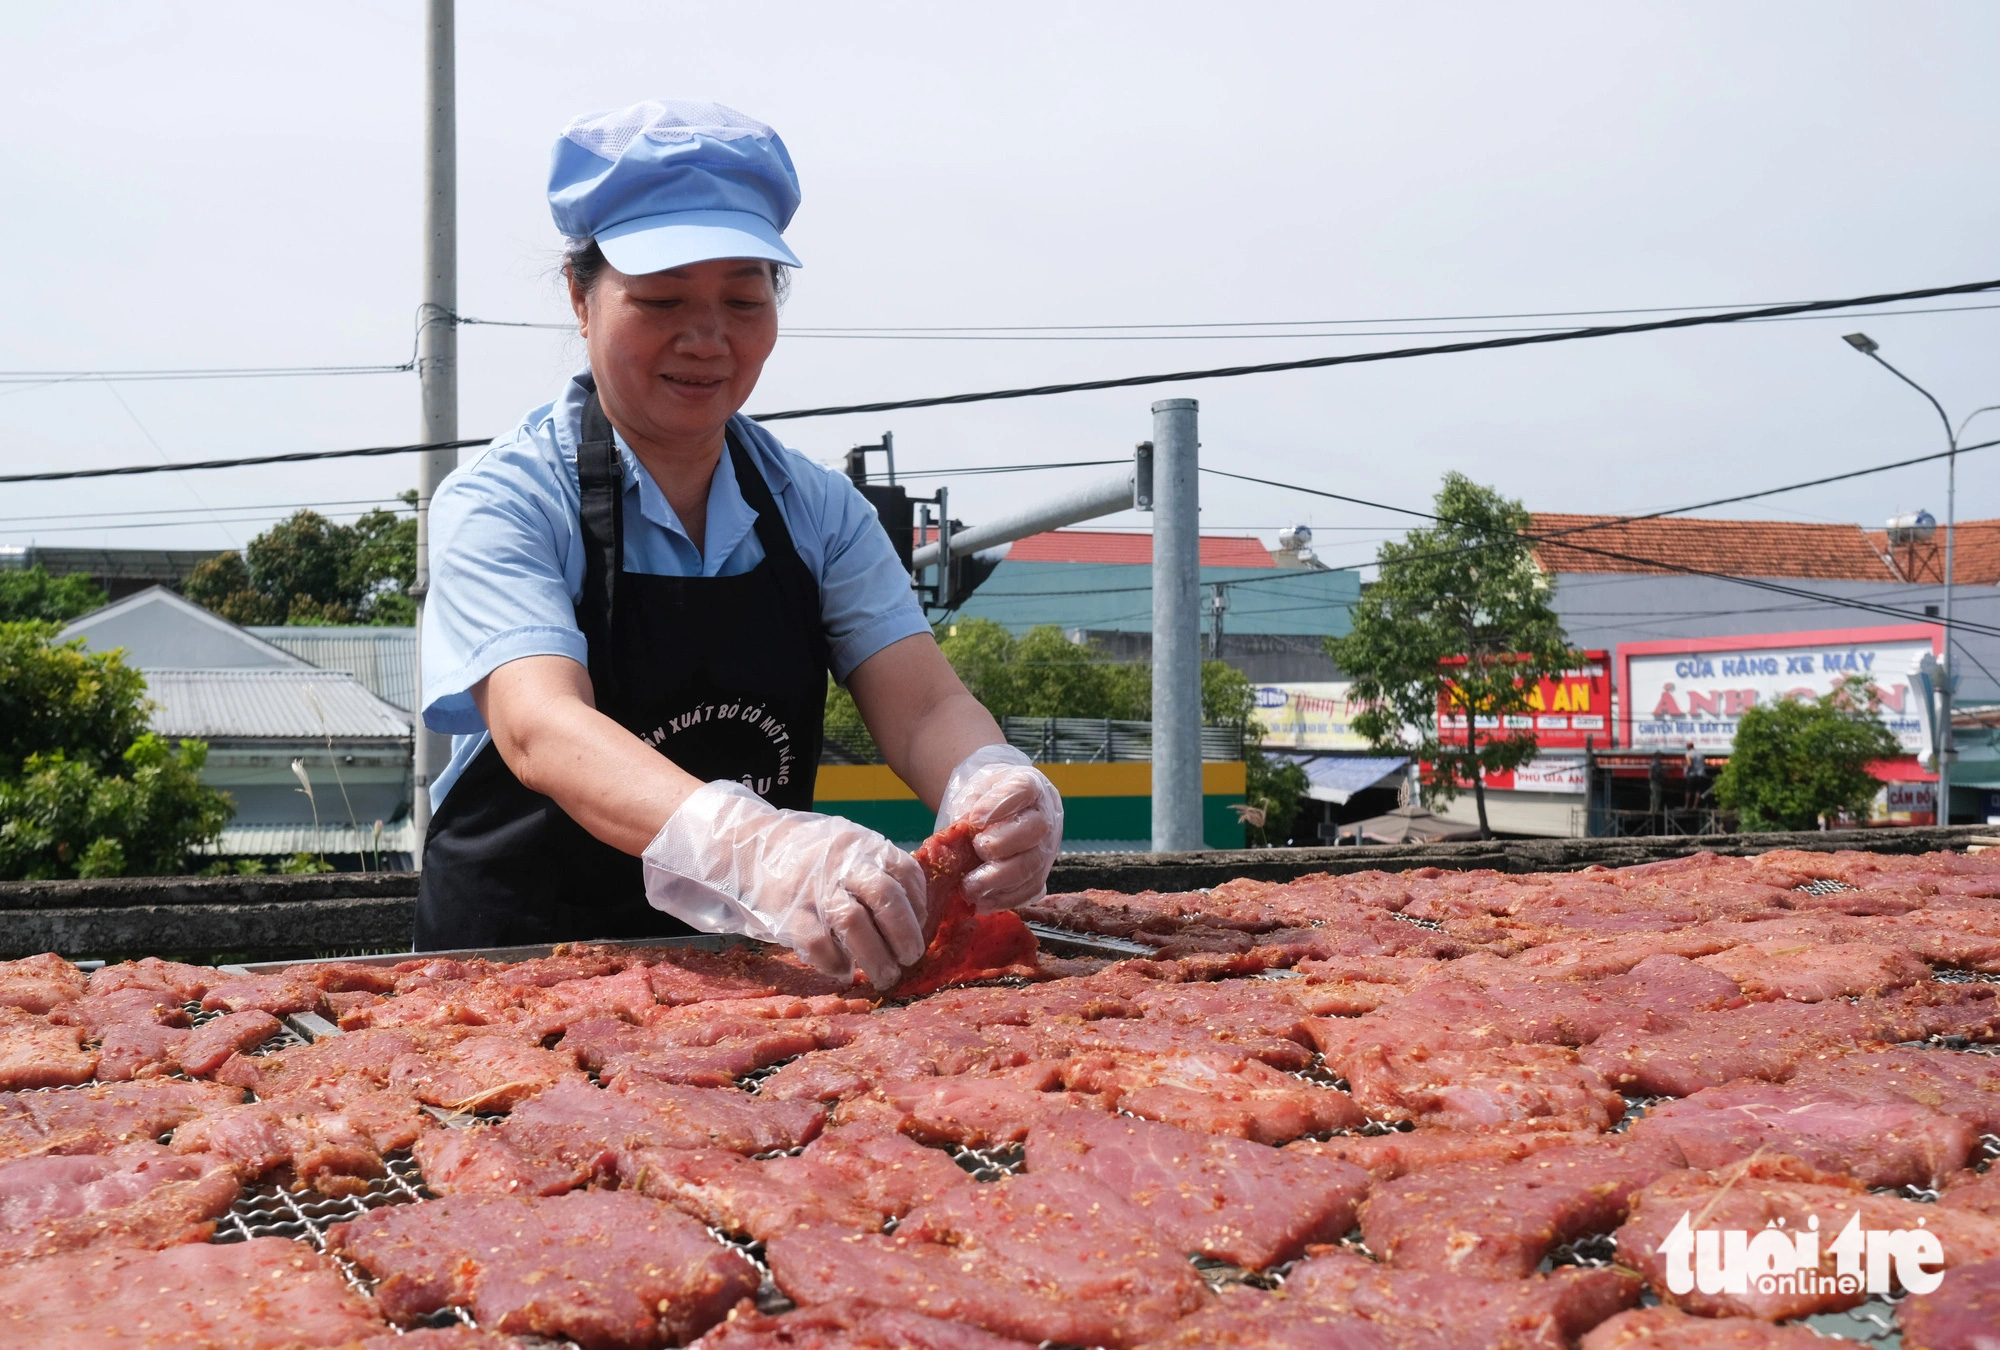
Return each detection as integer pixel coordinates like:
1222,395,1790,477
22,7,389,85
1941,433,1956,823
411,0,457,854
1150,398,1203,852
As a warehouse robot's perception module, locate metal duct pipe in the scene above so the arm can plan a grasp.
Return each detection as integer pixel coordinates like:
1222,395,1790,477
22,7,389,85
908,470,1136,569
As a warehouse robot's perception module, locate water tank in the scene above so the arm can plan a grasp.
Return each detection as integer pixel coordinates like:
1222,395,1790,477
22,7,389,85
1278,524,1314,553
1887,510,1937,546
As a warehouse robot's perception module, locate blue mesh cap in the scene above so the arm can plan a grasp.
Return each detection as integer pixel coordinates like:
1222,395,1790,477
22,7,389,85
548,100,802,275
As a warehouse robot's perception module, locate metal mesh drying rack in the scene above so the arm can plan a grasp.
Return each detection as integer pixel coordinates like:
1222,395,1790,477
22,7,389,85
94,894,2000,1345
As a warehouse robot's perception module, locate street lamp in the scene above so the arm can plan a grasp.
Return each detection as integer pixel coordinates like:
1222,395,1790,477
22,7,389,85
1844,332,1970,825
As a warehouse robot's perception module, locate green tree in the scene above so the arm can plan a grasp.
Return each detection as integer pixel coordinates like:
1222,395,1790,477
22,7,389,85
0,738,230,879
0,622,232,879
183,495,417,627
0,566,107,624
1713,676,1901,832
1328,473,1575,838
0,622,151,779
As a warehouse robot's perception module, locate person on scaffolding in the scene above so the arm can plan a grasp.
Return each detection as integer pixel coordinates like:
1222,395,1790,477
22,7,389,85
413,101,1061,986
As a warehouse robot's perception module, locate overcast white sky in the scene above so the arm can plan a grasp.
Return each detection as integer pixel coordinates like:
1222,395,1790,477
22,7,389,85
3,2,1996,570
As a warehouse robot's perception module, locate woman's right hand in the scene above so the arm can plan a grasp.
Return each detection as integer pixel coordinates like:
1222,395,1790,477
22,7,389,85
640,781,928,989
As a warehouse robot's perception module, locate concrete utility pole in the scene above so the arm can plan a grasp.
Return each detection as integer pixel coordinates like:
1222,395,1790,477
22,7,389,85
411,0,457,851
1150,398,1203,852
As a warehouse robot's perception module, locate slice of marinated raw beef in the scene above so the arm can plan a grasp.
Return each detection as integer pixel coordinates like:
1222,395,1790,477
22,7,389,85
175,1010,284,1076
642,945,859,1006
1281,1248,1640,1350
564,1014,831,1089
1784,1046,2000,1134
328,1189,758,1349
836,1073,1094,1147
0,1007,98,1088
342,1332,533,1350
621,1120,971,1241
756,1017,1035,1103
1852,909,2000,971
0,1236,383,1348
1359,1135,1687,1279
766,1172,1210,1348
1616,1154,2000,1320
382,1031,585,1112
95,1020,193,1081
1896,1257,2000,1350
1579,987,1999,1097
1034,1006,1315,1070
49,986,191,1038
0,1141,241,1260
692,1298,1035,1349
1695,939,1931,1001
53,995,275,1082
1128,1285,1403,1349
200,971,329,1017
1340,1041,1626,1133
1941,1166,2000,1218
170,1100,386,1196
86,956,217,1002
413,1076,824,1196
338,977,524,1030
0,1078,242,1158
1059,1049,1365,1143
1629,1079,1978,1187
891,822,1039,998
0,953,87,1013
1580,1307,1832,1349
1025,1107,1368,1268
1284,1126,1593,1180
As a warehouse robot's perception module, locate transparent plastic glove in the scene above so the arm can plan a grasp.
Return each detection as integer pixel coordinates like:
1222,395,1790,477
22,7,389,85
935,744,1064,914
643,781,927,989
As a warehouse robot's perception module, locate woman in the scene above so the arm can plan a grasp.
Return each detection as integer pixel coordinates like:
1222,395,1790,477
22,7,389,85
416,100,1062,988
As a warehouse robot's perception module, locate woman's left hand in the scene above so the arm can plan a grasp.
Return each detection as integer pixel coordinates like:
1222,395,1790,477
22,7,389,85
937,745,1064,913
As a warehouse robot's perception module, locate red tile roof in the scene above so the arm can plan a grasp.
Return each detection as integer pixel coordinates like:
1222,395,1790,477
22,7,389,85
1001,530,1275,567
1531,514,2000,585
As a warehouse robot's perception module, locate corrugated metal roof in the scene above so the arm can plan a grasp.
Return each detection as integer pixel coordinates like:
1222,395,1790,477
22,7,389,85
1004,530,1276,567
249,627,417,710
197,820,417,856
145,669,411,740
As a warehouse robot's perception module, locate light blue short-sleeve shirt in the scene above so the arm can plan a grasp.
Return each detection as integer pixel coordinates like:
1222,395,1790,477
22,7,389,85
420,370,928,808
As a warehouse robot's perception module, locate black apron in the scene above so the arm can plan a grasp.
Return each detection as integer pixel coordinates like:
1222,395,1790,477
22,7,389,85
414,393,829,950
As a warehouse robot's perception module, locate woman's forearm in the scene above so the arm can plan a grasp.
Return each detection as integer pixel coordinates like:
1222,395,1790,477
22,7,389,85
473,655,705,855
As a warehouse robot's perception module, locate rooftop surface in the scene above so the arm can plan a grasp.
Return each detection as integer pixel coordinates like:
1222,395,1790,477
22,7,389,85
1532,514,2000,585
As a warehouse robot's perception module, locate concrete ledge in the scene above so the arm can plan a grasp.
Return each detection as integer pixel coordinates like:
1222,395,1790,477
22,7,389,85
2,825,1991,961
4,897,417,964
0,871,418,912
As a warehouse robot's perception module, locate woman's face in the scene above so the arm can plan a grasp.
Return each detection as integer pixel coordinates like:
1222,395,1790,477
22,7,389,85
570,257,780,456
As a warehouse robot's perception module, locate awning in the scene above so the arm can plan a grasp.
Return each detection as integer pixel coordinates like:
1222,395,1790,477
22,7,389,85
1266,752,1409,804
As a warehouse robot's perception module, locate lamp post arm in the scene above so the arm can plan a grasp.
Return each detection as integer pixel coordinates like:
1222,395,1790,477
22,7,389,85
1955,405,2000,444
1867,352,1956,448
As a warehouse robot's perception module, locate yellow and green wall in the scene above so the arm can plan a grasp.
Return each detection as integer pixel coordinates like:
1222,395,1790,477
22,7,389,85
814,761,1248,850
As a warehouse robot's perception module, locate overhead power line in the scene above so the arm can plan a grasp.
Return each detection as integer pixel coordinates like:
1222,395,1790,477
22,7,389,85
7,276,1996,482
742,278,2000,421
0,362,414,387
0,438,491,485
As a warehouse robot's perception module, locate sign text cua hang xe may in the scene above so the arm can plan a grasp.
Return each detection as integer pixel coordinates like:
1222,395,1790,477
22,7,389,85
1619,624,1941,754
